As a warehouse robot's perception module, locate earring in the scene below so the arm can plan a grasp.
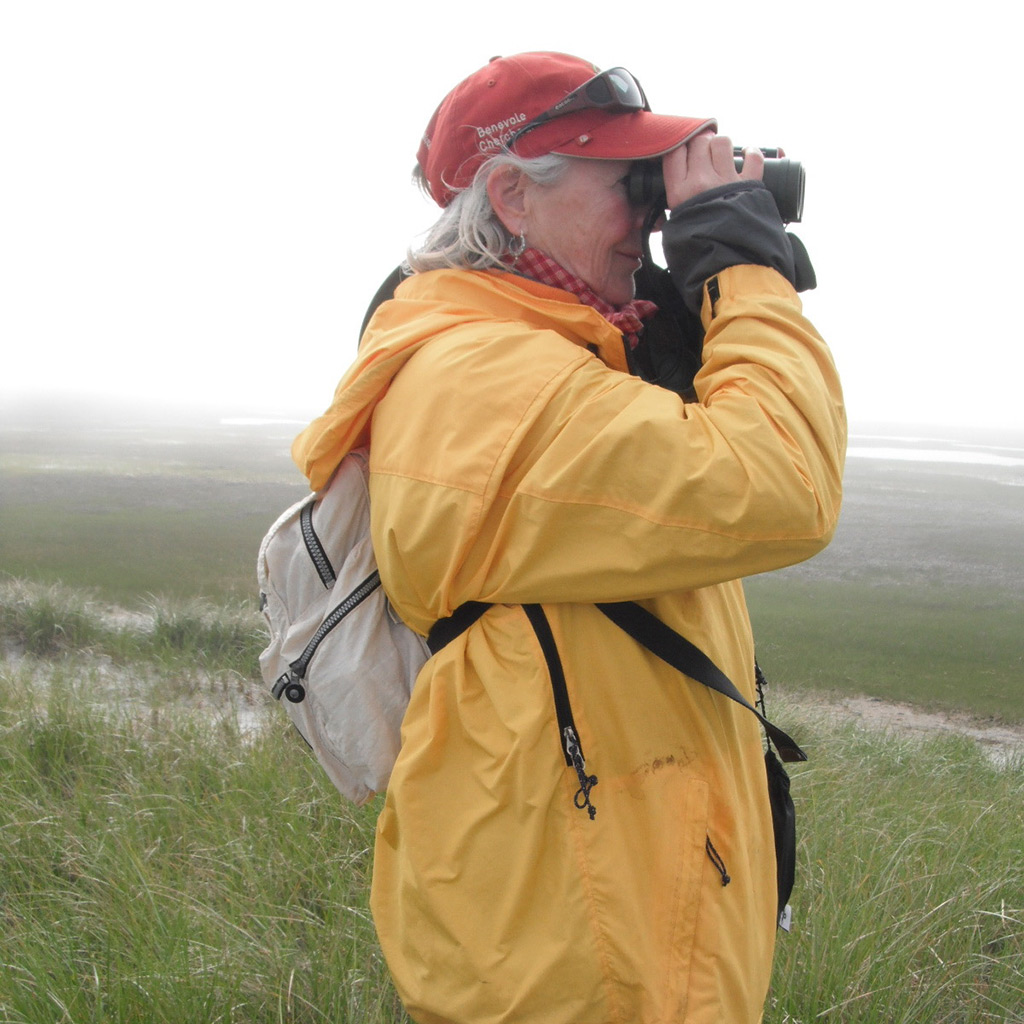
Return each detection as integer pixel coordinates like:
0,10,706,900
508,231,527,259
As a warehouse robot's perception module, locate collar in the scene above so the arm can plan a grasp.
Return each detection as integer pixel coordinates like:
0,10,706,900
513,247,657,349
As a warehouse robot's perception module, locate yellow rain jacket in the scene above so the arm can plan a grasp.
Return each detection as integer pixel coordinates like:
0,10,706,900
293,263,845,1024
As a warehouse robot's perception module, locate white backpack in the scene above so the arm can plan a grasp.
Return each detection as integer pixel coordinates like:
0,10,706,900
256,447,430,804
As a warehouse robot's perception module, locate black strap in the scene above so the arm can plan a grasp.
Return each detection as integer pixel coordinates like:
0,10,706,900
426,600,599,818
427,601,588,765
596,601,807,763
426,601,490,654
359,265,408,338
522,605,573,758
427,598,807,763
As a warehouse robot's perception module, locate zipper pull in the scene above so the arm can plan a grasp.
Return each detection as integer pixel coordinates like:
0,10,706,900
563,726,598,820
272,670,306,704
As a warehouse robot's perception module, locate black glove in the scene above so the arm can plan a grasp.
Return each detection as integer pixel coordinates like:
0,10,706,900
662,180,815,315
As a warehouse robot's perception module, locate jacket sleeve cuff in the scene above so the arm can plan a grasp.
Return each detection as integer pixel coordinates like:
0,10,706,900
662,181,798,315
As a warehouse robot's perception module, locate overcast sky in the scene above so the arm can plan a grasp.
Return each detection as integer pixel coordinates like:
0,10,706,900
2,0,1020,431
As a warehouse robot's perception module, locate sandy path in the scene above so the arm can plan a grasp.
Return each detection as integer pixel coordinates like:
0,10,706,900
801,692,1024,766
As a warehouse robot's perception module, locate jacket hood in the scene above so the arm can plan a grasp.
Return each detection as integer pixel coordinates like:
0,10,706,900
292,268,630,490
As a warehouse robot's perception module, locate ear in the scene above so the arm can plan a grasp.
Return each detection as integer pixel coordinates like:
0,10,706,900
486,165,528,236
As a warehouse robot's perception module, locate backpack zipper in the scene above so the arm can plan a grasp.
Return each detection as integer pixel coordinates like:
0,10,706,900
523,604,598,820
272,569,381,704
300,498,336,588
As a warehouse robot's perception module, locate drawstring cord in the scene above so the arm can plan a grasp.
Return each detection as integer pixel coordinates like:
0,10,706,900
705,837,731,886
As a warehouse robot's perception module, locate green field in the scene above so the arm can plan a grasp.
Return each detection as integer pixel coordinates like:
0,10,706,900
3,404,1022,722
2,404,1023,1022
0,586,1020,1023
0,405,308,602
746,453,1024,723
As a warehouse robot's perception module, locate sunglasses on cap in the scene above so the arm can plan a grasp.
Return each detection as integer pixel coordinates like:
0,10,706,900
507,67,649,149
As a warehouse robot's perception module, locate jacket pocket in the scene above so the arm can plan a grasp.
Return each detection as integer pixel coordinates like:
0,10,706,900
571,768,711,1023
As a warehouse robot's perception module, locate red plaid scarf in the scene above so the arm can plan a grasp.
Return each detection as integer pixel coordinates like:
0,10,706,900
513,248,657,350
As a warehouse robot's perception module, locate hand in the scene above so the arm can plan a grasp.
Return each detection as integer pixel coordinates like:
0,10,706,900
663,134,764,208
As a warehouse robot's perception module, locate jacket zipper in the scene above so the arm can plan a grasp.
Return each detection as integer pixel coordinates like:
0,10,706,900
523,604,598,820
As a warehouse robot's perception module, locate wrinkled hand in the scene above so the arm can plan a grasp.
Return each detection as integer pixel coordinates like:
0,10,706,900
663,134,764,209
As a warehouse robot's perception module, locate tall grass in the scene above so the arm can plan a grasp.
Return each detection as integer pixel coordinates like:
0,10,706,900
0,670,405,1023
767,702,1024,1023
1,580,1021,1023
0,577,264,676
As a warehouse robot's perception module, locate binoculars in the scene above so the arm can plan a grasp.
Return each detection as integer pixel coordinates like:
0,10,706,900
626,148,805,223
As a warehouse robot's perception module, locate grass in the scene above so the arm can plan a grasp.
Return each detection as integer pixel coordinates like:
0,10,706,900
2,411,1022,1019
0,473,305,603
742,454,1024,725
0,673,403,1023
3,409,1021,720
745,577,1024,724
0,577,264,677
0,407,308,603
1,582,1022,1023
767,698,1024,1023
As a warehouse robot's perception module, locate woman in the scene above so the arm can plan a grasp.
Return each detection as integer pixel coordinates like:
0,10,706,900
294,52,845,1024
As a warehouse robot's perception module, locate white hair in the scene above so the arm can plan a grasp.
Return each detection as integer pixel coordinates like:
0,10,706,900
405,152,571,273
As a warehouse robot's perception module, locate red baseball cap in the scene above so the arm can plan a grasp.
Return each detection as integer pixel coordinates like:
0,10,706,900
417,52,716,208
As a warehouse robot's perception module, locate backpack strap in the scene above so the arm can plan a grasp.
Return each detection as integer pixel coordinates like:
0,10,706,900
596,601,807,763
427,599,807,765
426,600,599,818
426,601,491,654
